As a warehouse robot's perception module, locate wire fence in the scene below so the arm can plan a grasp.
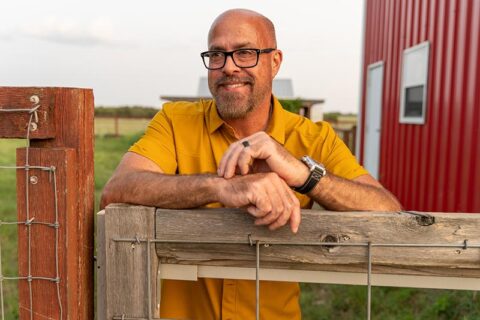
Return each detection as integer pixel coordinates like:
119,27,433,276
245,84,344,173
98,205,480,319
0,96,63,319
107,234,480,320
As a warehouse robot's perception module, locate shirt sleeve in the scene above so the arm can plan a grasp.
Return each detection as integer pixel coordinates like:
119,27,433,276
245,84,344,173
316,122,369,180
128,109,178,174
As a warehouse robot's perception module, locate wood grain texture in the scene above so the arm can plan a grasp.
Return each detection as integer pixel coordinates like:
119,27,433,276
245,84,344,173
30,87,95,319
16,148,77,319
96,211,106,320
7,87,94,319
0,87,56,138
155,208,480,278
103,204,159,320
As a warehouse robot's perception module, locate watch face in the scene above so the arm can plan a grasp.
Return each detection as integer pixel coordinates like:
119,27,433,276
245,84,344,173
302,156,326,176
302,156,315,168
295,155,326,194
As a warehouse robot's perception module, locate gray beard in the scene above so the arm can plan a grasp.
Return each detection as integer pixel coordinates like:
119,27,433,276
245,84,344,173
210,75,272,120
215,92,255,120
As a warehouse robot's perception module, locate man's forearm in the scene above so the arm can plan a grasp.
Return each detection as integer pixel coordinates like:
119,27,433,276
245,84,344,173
309,174,402,211
100,171,222,209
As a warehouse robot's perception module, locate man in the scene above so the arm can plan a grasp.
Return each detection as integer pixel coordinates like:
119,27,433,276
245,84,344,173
101,8,401,320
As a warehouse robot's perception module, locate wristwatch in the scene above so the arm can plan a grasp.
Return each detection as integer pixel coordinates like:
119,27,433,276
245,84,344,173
294,156,326,194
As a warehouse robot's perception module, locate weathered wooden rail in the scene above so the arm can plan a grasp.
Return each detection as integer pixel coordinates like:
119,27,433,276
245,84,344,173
97,204,480,319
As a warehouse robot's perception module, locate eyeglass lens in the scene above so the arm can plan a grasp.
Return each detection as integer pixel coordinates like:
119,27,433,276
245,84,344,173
204,49,259,69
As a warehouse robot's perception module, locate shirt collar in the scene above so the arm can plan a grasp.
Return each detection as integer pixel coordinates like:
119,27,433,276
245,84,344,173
206,96,287,145
207,99,224,134
266,96,286,145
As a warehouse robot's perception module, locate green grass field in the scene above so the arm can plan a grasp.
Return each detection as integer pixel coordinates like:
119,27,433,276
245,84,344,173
0,139,26,318
0,118,479,319
94,117,151,137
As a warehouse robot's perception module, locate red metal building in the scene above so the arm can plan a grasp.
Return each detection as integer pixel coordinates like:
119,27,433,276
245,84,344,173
358,0,480,212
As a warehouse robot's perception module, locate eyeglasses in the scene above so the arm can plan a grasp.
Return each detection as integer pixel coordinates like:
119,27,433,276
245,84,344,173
200,48,276,70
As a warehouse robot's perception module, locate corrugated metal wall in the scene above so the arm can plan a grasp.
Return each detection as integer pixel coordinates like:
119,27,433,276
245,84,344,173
360,0,480,212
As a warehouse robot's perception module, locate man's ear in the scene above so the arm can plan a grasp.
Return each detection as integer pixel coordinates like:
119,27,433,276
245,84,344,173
271,49,283,78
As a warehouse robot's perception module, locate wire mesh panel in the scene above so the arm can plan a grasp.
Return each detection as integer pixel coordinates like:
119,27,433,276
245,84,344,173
0,87,94,319
0,99,64,319
98,205,480,320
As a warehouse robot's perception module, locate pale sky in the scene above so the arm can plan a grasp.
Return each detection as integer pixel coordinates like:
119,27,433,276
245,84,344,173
0,0,364,113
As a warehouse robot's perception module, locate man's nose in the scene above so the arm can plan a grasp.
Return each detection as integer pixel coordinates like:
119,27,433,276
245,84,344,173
222,55,241,74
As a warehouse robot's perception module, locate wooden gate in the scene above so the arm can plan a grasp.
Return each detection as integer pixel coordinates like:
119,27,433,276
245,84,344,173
98,205,480,320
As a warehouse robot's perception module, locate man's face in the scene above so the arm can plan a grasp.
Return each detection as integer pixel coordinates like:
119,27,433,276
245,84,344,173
207,16,279,120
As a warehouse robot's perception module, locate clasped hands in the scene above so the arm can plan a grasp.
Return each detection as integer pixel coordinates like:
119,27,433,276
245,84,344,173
216,132,310,233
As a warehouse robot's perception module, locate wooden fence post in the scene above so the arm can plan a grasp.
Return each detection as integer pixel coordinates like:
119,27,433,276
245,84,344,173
0,87,94,319
114,115,119,137
29,88,95,319
16,148,77,319
98,204,159,320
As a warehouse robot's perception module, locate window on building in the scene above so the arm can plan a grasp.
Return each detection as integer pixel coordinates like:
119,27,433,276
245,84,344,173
400,42,430,124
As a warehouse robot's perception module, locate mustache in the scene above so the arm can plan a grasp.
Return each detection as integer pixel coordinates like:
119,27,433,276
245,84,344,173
215,76,254,86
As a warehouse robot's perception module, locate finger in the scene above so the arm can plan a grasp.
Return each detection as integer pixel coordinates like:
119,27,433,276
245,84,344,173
247,205,267,218
250,174,287,222
223,144,244,178
253,178,285,226
217,143,233,176
267,207,292,230
219,142,243,178
254,209,280,226
224,138,261,178
287,192,301,233
268,183,300,232
218,140,244,176
218,133,268,177
247,195,272,218
217,143,237,176
237,148,254,175
253,194,284,225
289,203,301,233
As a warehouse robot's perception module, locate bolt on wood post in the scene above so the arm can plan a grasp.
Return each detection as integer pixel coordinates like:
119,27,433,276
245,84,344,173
0,87,94,319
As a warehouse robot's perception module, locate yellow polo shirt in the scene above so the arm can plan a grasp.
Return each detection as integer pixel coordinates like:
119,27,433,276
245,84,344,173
129,97,368,320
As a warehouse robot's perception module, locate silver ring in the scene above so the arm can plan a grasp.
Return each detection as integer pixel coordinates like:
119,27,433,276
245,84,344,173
242,140,250,148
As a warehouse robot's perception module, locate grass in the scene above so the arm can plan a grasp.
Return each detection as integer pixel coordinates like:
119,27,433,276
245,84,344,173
300,284,479,319
0,139,26,319
0,119,479,318
94,117,151,137
93,133,143,209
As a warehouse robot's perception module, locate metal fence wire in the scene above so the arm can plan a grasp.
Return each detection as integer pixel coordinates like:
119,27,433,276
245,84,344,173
0,96,63,319
108,235,480,320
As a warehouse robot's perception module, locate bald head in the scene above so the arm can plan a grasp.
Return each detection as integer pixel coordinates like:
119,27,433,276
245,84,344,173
208,9,277,48
205,9,283,121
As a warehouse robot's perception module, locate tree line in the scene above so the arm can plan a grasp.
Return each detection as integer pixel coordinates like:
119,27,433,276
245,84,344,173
95,103,354,119
95,106,159,118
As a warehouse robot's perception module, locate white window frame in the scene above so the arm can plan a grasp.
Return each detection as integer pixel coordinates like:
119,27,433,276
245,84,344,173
399,41,430,124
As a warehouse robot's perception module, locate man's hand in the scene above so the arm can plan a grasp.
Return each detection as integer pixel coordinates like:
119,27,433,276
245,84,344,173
217,172,301,233
217,132,309,187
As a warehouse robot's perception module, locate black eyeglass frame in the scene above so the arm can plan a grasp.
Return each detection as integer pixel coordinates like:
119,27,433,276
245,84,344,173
200,48,276,70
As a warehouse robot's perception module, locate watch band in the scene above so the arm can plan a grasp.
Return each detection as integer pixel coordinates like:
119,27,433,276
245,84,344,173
294,156,326,194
